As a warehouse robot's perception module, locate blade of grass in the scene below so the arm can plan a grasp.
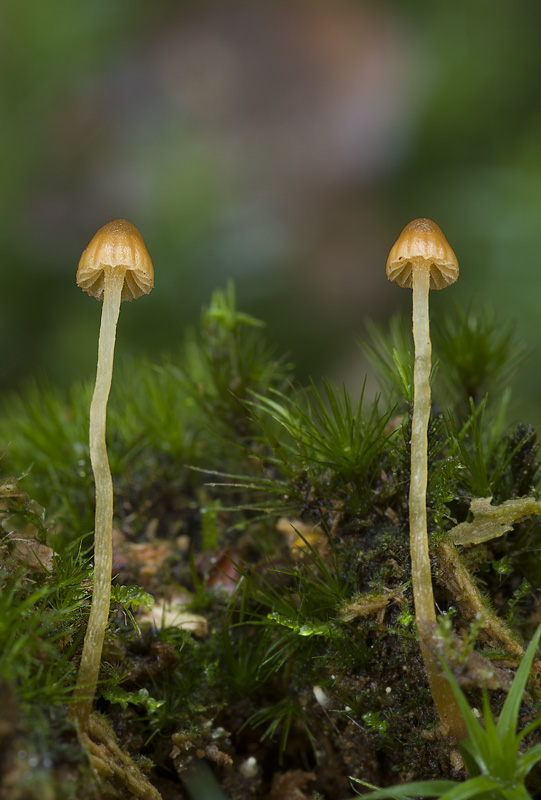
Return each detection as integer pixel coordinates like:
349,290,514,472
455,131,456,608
497,626,541,738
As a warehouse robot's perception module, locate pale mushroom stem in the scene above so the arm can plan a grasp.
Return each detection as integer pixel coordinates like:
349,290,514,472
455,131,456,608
71,267,126,729
411,266,467,740
410,265,434,623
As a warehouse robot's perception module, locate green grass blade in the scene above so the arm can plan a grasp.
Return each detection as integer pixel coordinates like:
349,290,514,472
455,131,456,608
497,625,541,737
517,742,541,777
480,690,509,777
500,787,533,800
517,714,541,744
439,660,489,762
350,780,458,799
439,775,504,800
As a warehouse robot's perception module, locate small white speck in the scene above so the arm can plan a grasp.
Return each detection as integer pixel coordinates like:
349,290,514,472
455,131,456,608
240,757,258,779
313,685,331,708
385,686,392,694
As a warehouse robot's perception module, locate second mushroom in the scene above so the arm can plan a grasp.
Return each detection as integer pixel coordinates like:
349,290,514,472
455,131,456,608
386,217,466,740
71,219,154,730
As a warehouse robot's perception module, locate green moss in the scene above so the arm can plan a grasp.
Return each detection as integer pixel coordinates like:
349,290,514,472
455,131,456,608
1,285,541,796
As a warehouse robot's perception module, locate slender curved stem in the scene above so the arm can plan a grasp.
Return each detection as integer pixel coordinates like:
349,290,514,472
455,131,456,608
410,266,467,740
410,266,434,625
71,268,126,730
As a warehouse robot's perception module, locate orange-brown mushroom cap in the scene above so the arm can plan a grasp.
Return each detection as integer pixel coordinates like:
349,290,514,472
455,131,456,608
386,218,459,291
76,219,154,302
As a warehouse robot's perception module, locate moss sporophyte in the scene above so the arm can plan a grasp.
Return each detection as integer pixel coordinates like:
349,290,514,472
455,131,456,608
70,220,154,731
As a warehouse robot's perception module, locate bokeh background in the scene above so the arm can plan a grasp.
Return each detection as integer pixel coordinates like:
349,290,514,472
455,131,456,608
2,0,541,421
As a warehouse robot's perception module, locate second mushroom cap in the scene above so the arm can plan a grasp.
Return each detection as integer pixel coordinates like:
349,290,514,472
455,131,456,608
76,219,154,302
386,218,459,291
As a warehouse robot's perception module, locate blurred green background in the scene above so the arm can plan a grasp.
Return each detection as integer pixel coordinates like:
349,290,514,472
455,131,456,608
2,0,541,422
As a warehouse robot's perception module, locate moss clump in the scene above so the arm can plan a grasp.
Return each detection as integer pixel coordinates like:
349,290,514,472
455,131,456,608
1,286,540,797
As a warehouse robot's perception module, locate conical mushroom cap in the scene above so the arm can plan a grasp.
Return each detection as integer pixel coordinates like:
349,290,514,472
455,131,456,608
386,218,459,291
77,219,154,302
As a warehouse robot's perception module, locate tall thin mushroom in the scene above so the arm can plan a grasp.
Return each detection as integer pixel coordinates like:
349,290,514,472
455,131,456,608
71,219,154,730
386,218,466,739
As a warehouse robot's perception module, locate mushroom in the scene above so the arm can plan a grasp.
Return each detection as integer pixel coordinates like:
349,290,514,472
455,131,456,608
71,219,154,729
386,218,465,738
